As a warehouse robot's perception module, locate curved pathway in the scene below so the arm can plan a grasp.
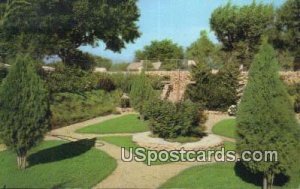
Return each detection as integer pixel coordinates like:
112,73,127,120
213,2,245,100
46,111,231,188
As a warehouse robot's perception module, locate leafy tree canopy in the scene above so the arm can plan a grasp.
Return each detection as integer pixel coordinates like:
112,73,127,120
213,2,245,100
186,30,221,68
134,39,184,70
0,0,140,67
271,0,299,70
210,2,274,68
272,0,299,54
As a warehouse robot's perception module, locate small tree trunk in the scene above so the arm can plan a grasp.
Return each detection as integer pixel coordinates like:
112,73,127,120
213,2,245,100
17,156,21,168
140,113,145,121
263,172,274,189
263,174,267,189
17,152,27,169
267,173,274,189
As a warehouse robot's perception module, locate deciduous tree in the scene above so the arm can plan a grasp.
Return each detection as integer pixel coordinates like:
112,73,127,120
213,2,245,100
210,2,274,68
186,30,219,68
271,0,300,70
0,0,140,67
135,39,184,70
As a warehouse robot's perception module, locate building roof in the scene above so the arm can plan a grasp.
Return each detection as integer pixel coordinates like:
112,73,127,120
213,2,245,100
94,67,107,73
127,62,143,71
152,62,162,70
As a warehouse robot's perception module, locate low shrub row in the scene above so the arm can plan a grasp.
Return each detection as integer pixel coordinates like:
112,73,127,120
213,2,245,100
44,64,166,94
143,99,206,138
50,90,121,128
44,64,97,93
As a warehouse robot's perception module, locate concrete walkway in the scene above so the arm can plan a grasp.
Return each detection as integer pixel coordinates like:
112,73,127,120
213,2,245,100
46,111,230,188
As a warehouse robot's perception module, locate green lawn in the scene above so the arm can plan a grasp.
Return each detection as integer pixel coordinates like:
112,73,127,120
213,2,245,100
212,119,237,139
223,141,236,151
77,114,149,134
160,162,298,189
160,163,259,189
0,140,117,188
100,135,139,150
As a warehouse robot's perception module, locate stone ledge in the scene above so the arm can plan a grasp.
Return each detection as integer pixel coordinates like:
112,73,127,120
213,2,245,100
132,132,223,151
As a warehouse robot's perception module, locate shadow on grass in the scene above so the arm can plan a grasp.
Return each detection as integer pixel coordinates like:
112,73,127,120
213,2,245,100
51,181,69,189
28,138,96,167
234,162,289,187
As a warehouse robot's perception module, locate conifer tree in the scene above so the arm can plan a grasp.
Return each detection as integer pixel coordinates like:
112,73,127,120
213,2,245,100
129,71,155,119
236,41,300,189
0,55,50,169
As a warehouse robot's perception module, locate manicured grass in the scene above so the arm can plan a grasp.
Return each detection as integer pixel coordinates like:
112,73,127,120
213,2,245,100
77,114,149,134
0,140,117,188
223,141,236,151
160,162,298,189
212,119,237,139
100,136,139,150
160,163,259,189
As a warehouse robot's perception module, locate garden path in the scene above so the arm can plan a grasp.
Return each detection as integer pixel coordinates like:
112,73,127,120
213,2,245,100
46,111,231,188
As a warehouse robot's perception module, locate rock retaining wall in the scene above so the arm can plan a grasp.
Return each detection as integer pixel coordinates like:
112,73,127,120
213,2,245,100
121,70,300,102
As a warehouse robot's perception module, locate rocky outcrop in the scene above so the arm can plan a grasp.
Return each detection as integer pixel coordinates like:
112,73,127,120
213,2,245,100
161,83,172,100
146,71,192,102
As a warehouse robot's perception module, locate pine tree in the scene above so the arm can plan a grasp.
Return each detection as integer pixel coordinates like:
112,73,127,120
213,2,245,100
129,71,155,119
0,55,50,169
236,41,300,189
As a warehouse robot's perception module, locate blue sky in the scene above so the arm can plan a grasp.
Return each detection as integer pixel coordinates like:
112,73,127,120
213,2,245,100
80,0,285,63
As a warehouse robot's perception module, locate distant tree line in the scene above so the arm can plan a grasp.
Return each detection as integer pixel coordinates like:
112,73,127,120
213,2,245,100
135,0,299,71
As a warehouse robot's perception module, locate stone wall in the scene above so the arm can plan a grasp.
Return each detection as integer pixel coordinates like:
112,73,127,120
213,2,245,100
279,71,300,85
116,70,300,103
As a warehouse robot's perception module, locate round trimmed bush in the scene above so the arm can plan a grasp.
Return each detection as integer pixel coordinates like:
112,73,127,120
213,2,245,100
144,99,204,138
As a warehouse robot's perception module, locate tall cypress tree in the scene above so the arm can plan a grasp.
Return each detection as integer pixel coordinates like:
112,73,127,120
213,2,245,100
129,71,155,119
0,55,50,169
236,41,300,189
